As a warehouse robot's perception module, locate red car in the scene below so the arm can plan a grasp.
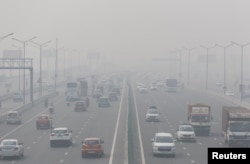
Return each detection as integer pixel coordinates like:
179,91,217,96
81,138,104,158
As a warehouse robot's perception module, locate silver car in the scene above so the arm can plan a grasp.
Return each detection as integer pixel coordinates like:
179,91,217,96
0,139,24,159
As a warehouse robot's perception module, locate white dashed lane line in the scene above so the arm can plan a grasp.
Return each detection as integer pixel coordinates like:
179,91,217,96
59,159,64,163
191,159,195,163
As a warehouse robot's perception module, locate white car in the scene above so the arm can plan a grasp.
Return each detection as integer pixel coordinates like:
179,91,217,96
176,124,196,142
0,139,24,159
150,84,158,91
50,127,72,147
146,108,160,122
6,111,22,124
138,87,148,93
12,92,23,102
225,90,234,96
151,132,176,157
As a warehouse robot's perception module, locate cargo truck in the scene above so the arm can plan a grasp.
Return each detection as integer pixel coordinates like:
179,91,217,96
222,106,250,147
187,103,212,136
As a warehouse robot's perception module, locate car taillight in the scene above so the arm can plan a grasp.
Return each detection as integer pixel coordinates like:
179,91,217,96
14,147,18,151
64,133,69,136
51,133,55,136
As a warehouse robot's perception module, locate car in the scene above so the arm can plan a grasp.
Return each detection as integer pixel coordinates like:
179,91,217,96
74,101,87,112
146,108,160,122
81,138,104,158
109,92,118,101
151,132,176,157
6,111,22,124
50,127,73,147
98,97,110,107
225,90,234,96
36,115,53,129
12,92,23,102
92,89,103,99
111,87,120,95
138,87,148,93
0,139,24,159
176,123,196,142
156,81,165,88
150,84,158,91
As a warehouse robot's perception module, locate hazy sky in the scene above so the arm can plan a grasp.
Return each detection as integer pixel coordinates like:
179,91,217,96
1,0,250,69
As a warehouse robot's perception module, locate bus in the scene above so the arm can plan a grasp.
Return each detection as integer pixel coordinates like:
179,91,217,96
165,79,178,92
65,81,80,101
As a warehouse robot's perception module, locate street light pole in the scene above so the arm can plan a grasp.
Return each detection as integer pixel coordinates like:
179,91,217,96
231,41,250,101
215,43,233,95
30,40,51,97
183,47,195,85
200,45,216,89
12,36,37,104
0,33,14,40
12,44,22,92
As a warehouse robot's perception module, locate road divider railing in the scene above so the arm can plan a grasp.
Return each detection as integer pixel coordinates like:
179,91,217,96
0,91,58,125
187,87,250,109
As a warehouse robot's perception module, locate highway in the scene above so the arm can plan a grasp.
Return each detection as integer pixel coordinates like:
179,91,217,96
0,80,128,164
0,75,247,164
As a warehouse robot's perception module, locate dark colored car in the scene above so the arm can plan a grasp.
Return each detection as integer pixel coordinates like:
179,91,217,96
98,97,110,107
109,92,118,101
111,87,120,95
74,101,87,112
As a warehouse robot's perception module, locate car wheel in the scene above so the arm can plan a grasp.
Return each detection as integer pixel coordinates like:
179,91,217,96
82,153,85,158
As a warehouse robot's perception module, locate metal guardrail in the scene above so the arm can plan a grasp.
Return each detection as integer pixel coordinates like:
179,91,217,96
0,80,65,124
0,92,57,124
187,87,250,109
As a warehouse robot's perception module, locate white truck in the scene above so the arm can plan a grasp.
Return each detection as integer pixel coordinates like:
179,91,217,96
187,104,212,136
50,127,72,147
222,106,250,147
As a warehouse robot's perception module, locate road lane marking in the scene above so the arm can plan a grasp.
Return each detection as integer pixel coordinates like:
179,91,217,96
132,83,146,164
187,153,190,156
65,152,68,155
191,160,195,163
59,159,64,163
108,82,125,164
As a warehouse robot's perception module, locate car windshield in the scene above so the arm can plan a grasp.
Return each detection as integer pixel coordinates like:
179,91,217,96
180,126,194,131
85,140,99,145
39,116,48,119
2,140,17,146
53,130,67,134
147,110,158,114
8,113,18,117
76,102,84,106
155,136,173,143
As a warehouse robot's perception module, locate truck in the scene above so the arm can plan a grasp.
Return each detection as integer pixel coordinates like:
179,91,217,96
222,106,250,147
187,103,212,136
